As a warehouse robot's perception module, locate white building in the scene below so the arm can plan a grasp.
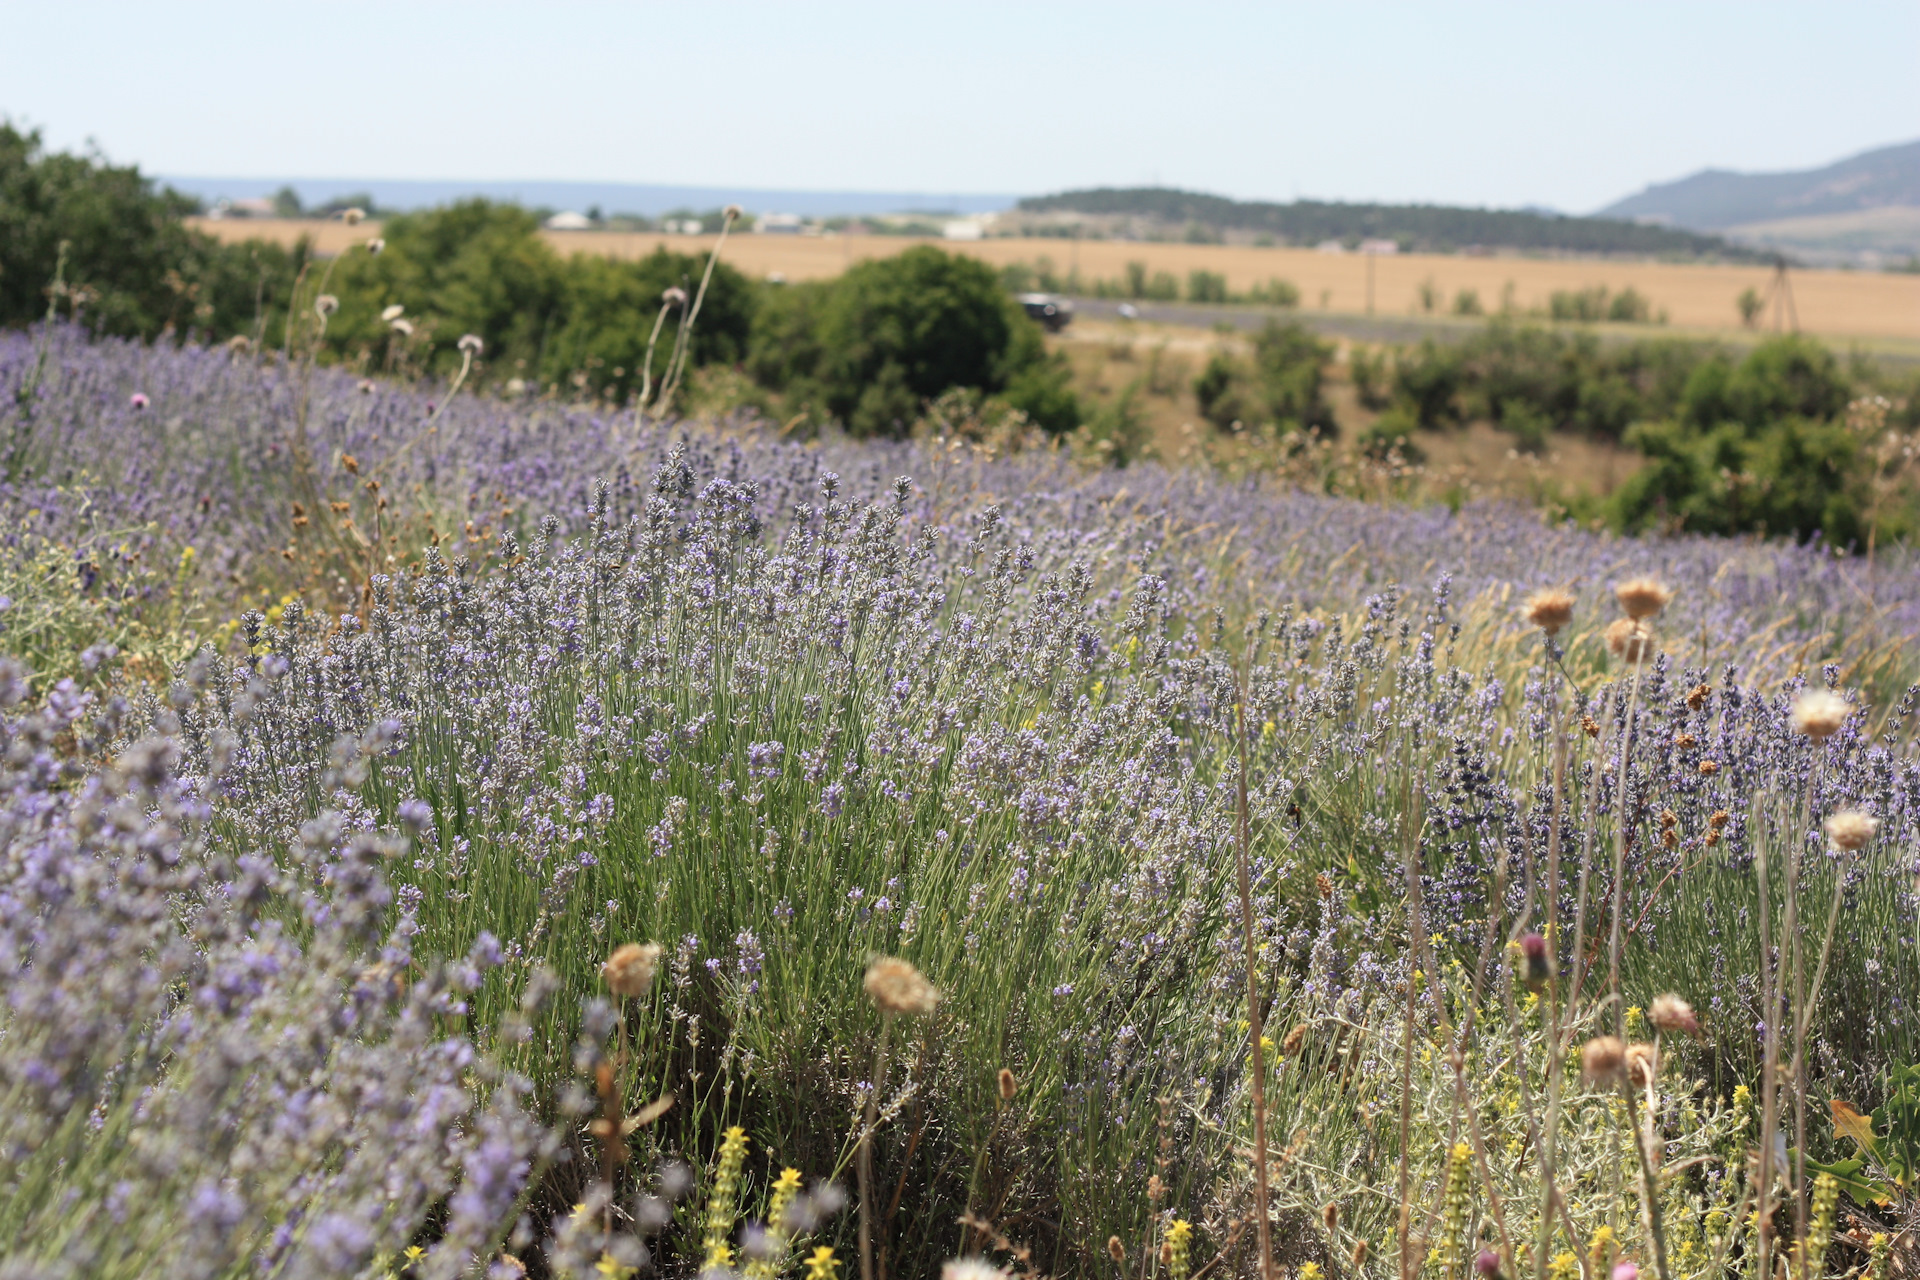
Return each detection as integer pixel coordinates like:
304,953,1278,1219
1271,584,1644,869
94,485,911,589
756,213,803,234
544,211,593,231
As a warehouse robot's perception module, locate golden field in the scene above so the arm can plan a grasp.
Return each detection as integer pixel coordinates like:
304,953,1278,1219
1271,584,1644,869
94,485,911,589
191,217,1920,344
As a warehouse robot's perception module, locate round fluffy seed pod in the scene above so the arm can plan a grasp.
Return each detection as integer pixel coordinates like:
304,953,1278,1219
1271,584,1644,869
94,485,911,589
602,941,662,997
864,956,938,1016
1824,809,1879,852
1523,589,1575,637
1792,690,1849,740
1613,578,1673,620
1581,1035,1627,1081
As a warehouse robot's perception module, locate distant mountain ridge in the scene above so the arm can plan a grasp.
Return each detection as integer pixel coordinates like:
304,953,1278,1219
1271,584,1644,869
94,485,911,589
1013,188,1754,258
1597,139,1920,230
160,176,1019,218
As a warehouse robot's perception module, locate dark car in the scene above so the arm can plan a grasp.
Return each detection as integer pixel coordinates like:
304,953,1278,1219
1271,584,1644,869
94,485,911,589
1017,292,1073,333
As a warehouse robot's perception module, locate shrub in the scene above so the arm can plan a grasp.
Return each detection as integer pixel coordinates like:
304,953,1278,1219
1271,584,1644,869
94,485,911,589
1392,338,1466,428
1246,277,1300,307
1348,345,1392,410
543,247,753,402
325,200,566,377
1611,415,1866,542
748,245,1068,437
1192,322,1334,435
1186,269,1229,304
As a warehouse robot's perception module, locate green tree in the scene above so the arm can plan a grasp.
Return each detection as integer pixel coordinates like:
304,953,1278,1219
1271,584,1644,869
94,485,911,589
543,247,753,402
749,246,1071,437
326,200,567,376
0,123,204,336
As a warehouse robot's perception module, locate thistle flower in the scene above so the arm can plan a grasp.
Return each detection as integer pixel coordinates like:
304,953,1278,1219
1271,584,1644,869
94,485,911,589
724,204,744,221
1823,809,1878,852
390,318,415,337
1648,993,1698,1036
663,286,688,307
1612,1264,1639,1280
1613,577,1672,620
1581,1036,1626,1081
381,304,405,322
129,392,149,410
864,957,937,1016
1792,689,1849,739
603,942,662,997
1519,932,1552,989
315,294,339,318
342,207,366,225
1604,617,1654,665
1523,588,1575,636
367,237,385,254
459,333,485,357
1477,1250,1502,1278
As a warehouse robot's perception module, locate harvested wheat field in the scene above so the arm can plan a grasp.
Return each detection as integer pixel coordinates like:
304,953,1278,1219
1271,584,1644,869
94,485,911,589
193,217,1920,343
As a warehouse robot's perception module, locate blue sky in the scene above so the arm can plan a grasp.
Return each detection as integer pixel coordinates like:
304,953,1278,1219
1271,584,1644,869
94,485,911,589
3,1,1914,213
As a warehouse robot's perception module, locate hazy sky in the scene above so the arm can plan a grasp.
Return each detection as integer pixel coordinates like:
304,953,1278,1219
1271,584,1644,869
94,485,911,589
4,1,1914,213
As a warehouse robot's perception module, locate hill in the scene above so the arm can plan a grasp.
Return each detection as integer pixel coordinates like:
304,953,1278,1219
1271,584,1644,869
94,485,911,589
1011,187,1756,258
1597,138,1920,230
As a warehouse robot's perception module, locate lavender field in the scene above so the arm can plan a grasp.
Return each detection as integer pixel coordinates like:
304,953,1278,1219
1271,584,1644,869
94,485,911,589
5,324,1919,1280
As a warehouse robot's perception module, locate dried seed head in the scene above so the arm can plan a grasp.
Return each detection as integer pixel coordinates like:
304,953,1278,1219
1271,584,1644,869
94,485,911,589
663,286,688,307
1323,1202,1340,1231
1792,689,1849,740
458,333,485,357
1282,1024,1307,1056
381,304,405,323
1604,618,1655,665
1523,588,1576,637
941,1259,1006,1280
1614,577,1672,620
1698,759,1718,776
1148,1174,1164,1203
1823,809,1879,852
366,237,385,254
997,1068,1017,1100
864,956,938,1016
1581,1035,1626,1081
1625,1042,1658,1088
1708,810,1730,829
1649,993,1698,1036
1107,1236,1127,1265
602,941,662,997
1351,1240,1370,1270
389,318,415,337
341,207,366,225
315,294,339,318
1686,682,1711,710
724,204,745,221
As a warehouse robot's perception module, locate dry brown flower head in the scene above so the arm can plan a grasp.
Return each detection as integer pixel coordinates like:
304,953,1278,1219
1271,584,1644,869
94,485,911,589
1625,1042,1658,1088
1614,577,1673,620
1792,690,1849,740
997,1068,1018,1100
1523,588,1576,637
864,956,938,1016
1107,1236,1126,1266
1605,618,1655,665
603,941,662,997
1824,809,1879,852
1649,993,1699,1036
1581,1035,1626,1081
